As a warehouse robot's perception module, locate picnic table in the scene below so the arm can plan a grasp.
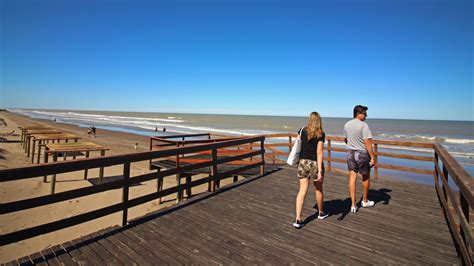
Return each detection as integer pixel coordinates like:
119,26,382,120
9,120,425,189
24,129,62,156
31,133,81,163
44,142,109,194
19,126,52,145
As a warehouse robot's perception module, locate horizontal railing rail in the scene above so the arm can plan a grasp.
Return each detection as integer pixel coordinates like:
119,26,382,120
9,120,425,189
261,133,436,178
0,136,265,246
433,143,472,265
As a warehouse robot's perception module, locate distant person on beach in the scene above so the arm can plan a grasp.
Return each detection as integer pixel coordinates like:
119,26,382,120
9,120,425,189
92,126,96,137
87,126,92,136
344,105,375,213
293,112,328,229
163,127,166,132
155,126,158,135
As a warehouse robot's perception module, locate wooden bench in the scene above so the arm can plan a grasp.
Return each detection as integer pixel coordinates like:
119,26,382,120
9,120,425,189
150,153,271,203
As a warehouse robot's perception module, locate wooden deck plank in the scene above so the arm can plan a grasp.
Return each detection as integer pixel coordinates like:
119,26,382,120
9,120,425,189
69,237,105,265
50,244,77,265
88,231,135,265
171,205,340,265
40,248,61,266
150,212,282,264
60,241,92,265
28,252,46,265
138,221,221,265
16,256,31,265
124,225,187,264
101,230,153,265
9,166,459,264
179,191,404,264
214,185,456,263
79,234,122,265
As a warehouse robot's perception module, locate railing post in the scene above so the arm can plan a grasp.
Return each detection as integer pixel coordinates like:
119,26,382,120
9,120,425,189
122,162,130,226
327,139,332,172
250,144,253,162
211,147,218,191
374,143,378,179
288,136,292,155
260,139,265,175
442,165,449,203
460,193,469,252
84,151,89,180
176,146,182,203
149,137,153,169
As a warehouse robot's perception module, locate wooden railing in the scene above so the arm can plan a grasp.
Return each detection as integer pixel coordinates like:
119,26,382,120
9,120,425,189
0,136,265,246
262,133,435,178
262,132,472,264
149,133,242,149
433,143,472,265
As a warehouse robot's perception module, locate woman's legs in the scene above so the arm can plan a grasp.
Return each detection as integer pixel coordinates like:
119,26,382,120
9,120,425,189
295,177,310,221
313,180,324,213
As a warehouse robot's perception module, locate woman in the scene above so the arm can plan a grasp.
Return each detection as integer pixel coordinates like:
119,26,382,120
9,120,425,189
293,112,327,228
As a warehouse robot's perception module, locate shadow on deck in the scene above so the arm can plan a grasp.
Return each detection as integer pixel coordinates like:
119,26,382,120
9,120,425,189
9,167,459,265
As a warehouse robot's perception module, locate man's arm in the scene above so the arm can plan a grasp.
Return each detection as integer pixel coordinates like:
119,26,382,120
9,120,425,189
364,138,375,166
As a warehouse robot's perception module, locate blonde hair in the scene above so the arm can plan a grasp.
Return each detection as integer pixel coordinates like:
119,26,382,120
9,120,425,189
306,112,323,140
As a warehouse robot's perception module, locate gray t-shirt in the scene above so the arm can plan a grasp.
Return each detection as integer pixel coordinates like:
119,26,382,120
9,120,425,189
343,119,373,151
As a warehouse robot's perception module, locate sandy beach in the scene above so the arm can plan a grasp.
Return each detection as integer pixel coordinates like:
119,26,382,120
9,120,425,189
0,111,236,263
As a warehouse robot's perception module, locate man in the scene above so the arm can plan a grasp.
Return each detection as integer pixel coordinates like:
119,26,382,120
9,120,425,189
343,105,375,213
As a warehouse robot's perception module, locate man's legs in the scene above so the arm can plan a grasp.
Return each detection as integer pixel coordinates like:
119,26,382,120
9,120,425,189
362,173,370,203
348,170,357,208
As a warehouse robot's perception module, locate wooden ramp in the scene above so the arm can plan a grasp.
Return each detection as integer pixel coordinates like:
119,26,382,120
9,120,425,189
8,167,459,265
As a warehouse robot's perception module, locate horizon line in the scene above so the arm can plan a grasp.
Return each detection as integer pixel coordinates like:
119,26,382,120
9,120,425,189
5,107,474,123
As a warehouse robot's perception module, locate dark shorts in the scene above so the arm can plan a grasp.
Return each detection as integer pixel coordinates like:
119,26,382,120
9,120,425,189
297,159,323,181
346,150,371,175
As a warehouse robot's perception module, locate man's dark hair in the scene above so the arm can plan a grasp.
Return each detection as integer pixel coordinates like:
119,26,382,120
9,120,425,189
353,105,368,118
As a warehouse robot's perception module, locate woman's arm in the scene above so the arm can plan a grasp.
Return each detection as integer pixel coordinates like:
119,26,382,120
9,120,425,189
317,140,324,175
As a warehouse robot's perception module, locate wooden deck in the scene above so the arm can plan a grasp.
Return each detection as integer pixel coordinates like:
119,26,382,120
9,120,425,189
7,166,459,265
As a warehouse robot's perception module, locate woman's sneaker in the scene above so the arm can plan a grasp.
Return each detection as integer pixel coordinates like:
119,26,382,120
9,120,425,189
350,206,358,213
317,211,329,220
361,200,375,208
293,219,304,229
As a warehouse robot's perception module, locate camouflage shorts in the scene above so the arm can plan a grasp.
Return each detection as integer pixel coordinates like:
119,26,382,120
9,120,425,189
297,159,323,181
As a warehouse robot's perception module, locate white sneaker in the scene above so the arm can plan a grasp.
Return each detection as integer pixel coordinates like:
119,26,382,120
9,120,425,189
350,206,357,213
361,200,375,208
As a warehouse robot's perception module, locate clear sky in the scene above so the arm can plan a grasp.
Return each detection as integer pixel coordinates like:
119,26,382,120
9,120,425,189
1,0,472,120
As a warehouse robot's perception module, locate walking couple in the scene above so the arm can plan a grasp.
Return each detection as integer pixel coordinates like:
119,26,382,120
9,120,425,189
293,105,375,229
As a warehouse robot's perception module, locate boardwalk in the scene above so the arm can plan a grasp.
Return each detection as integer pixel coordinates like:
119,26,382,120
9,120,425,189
7,166,458,265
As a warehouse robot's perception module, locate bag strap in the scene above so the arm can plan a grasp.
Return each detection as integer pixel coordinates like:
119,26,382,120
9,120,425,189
298,127,305,135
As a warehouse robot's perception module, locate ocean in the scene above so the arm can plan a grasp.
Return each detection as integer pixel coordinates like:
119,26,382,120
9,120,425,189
11,109,474,184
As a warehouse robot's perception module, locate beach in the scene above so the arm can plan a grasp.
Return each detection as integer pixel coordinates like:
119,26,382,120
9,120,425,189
0,111,239,263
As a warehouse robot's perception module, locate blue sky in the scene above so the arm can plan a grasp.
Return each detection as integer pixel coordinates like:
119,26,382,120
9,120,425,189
1,0,472,120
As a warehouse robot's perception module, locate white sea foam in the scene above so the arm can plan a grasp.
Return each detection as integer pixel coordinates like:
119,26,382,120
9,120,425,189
377,133,474,145
10,109,474,161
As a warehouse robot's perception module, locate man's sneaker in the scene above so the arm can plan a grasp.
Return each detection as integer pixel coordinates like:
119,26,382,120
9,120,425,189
293,219,304,229
361,200,375,208
317,211,329,220
350,206,358,213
